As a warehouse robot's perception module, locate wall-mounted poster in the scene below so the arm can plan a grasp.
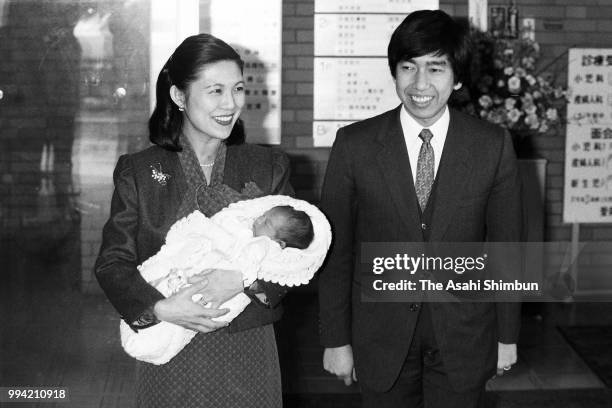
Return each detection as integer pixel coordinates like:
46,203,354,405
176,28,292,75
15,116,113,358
315,0,435,13
488,6,505,38
563,48,612,223
200,0,282,144
313,0,439,146
314,14,405,56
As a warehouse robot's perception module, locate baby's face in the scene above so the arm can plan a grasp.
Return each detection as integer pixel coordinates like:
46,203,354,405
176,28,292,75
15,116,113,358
252,208,287,240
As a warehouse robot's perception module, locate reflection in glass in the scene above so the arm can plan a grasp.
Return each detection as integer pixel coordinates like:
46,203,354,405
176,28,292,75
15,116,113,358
1,0,150,291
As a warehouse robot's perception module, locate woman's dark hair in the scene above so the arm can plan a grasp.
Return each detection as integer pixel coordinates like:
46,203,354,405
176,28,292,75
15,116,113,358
273,206,314,250
387,10,471,84
149,34,245,150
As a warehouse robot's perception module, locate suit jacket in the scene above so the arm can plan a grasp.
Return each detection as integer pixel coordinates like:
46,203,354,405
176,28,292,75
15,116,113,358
318,106,522,392
95,143,294,334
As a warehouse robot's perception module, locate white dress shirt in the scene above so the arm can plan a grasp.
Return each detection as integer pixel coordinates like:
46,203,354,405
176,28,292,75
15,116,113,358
399,105,450,185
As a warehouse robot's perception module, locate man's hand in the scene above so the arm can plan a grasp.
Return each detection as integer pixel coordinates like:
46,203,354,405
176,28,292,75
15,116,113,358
496,342,517,376
323,344,357,386
153,280,229,333
188,269,244,308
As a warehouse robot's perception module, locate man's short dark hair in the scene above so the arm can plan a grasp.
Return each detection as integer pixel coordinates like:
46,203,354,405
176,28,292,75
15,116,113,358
273,206,314,250
387,9,470,83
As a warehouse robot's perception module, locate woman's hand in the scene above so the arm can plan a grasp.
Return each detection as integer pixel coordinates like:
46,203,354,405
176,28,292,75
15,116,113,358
153,280,230,333
188,269,244,308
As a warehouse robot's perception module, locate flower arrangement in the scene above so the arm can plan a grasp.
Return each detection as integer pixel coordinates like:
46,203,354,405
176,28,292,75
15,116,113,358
458,30,567,141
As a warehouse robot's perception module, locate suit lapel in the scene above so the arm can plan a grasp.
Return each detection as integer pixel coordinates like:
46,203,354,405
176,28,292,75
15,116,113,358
429,109,473,241
164,149,188,222
375,106,422,238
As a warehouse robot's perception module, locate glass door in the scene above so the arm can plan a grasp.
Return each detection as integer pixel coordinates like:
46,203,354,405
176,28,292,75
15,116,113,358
0,0,151,291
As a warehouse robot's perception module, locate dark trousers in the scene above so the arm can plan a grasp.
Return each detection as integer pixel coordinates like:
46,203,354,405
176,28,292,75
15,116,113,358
361,304,485,408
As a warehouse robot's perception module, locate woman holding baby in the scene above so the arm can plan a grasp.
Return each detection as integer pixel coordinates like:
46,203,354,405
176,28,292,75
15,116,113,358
95,34,291,407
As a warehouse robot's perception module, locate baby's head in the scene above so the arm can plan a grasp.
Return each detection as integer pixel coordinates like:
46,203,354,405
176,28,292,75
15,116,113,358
252,205,314,249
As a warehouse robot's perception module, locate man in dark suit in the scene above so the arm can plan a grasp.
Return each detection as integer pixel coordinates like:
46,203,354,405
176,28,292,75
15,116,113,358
318,10,522,408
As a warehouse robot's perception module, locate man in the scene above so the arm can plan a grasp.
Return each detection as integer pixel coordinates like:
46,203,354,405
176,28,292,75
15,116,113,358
318,10,522,408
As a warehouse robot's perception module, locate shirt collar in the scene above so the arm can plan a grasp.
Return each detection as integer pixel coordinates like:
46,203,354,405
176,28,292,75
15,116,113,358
399,105,450,144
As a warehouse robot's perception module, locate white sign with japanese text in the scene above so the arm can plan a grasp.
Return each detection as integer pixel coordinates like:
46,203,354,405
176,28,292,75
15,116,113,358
563,48,612,223
313,0,439,146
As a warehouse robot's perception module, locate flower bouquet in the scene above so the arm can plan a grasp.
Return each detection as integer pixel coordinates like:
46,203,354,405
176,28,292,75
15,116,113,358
454,30,568,156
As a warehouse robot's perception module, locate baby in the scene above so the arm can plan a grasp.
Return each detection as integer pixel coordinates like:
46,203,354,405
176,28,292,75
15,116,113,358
120,195,330,365
252,205,314,250
147,205,314,314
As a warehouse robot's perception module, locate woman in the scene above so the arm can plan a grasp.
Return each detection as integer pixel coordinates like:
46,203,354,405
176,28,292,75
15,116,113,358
95,34,292,407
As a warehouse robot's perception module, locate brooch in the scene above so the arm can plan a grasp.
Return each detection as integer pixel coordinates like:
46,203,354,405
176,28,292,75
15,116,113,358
150,163,171,185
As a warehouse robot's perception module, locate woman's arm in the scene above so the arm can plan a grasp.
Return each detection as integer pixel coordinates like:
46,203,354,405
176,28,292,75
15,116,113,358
95,155,165,324
95,155,231,332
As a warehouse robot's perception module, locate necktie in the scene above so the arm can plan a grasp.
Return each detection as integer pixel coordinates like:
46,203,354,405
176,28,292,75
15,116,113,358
415,128,434,211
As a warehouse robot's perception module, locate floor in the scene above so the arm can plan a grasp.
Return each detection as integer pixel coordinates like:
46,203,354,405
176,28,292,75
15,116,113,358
277,293,608,394
1,235,610,408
